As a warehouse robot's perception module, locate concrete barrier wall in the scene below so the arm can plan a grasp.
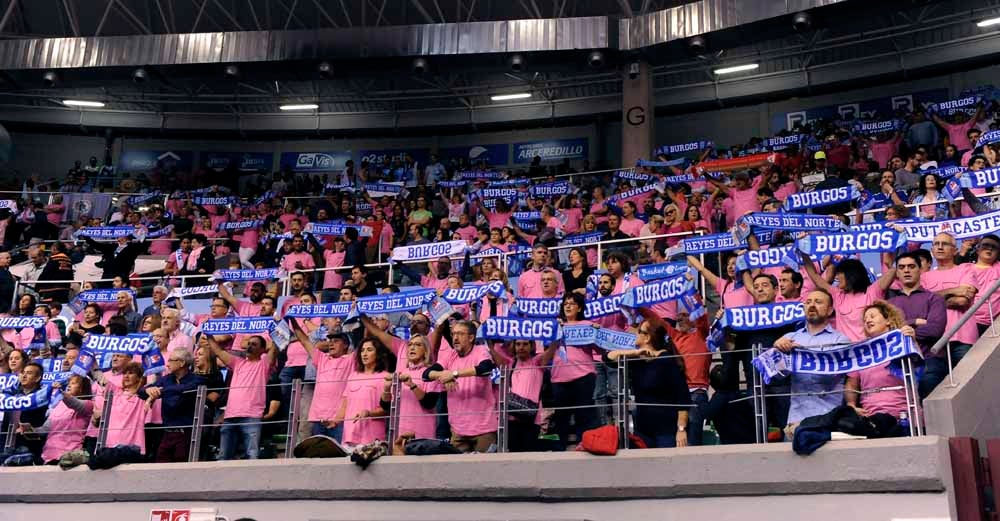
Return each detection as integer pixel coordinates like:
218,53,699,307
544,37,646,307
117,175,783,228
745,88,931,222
0,437,956,521
925,325,1000,441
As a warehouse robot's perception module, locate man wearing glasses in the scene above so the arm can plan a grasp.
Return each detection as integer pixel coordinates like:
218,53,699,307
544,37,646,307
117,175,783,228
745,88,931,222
143,347,205,463
921,232,978,370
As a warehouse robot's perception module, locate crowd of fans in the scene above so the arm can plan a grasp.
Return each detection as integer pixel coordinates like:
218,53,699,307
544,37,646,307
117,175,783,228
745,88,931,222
0,87,998,466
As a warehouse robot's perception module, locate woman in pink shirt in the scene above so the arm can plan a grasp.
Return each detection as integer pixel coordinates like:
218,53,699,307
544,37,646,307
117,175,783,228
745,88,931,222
579,215,599,268
589,187,610,225
618,201,645,237
683,204,710,232
802,255,895,342
558,197,583,235
334,338,393,447
845,301,918,420
385,334,443,446
688,254,754,309
479,269,513,322
29,375,93,463
322,239,347,290
550,292,599,450
99,361,149,454
45,195,65,227
490,338,560,452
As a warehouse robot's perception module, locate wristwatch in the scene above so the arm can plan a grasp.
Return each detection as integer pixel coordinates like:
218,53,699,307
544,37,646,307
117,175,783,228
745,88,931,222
452,370,460,379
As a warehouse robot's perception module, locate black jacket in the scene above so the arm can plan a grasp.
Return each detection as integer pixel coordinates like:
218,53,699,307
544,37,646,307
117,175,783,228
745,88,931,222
84,237,147,284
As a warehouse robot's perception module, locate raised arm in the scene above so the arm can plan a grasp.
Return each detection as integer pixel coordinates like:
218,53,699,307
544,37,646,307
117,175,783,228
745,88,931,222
686,255,720,289
537,340,563,367
216,282,239,310
205,335,233,367
800,250,833,293
360,315,396,350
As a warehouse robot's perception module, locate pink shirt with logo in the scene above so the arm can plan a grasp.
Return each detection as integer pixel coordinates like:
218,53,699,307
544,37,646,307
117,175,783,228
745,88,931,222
223,354,270,419
341,370,388,446
922,265,978,345
308,354,355,422
619,217,645,238
41,398,93,462
104,384,147,454
438,344,498,437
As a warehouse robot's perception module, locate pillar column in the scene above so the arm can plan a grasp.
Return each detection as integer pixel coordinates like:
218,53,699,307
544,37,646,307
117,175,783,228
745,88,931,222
621,61,654,167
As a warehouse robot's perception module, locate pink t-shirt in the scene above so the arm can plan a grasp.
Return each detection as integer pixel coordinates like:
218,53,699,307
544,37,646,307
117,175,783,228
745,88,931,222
104,388,147,454
323,250,346,289
281,251,315,272
41,398,93,462
438,344,498,437
715,279,754,309
45,204,64,226
830,284,885,342
239,228,260,249
619,217,645,238
729,176,763,223
970,263,1000,326
421,274,451,294
496,347,545,425
589,202,609,224
223,354,270,419
516,269,565,298
850,363,909,418
456,225,478,243
561,208,583,235
869,136,902,169
487,211,512,230
234,300,263,317
944,119,977,151
550,320,597,383
341,371,388,446
397,361,444,439
921,265,978,345
308,354,355,422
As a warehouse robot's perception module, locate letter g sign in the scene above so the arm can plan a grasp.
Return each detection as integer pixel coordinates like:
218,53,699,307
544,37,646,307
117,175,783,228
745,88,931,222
626,106,645,126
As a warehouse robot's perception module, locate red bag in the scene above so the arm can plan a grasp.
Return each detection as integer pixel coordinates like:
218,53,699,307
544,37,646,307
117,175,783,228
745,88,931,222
580,425,619,456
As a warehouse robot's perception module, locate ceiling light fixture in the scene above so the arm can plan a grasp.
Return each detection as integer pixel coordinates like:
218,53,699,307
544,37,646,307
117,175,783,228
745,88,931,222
62,100,105,108
279,103,319,111
713,63,760,75
490,93,531,101
976,17,1000,27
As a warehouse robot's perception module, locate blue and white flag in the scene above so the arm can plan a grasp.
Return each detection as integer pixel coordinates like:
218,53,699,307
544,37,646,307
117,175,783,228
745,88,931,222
679,231,775,255
720,302,804,331
530,181,572,197
355,288,438,316
306,222,373,237
926,95,980,116
655,141,713,156
662,173,696,185
391,240,467,262
146,224,174,239
142,347,167,376
363,182,406,198
583,295,622,319
796,229,908,256
212,268,282,281
615,169,651,182
441,282,507,305
561,232,603,246
752,329,920,385
218,220,262,232
201,317,276,335
0,389,50,411
607,184,660,205
477,317,562,344
636,261,690,281
733,212,846,242
167,285,218,299
75,226,137,240
735,245,797,272
438,180,468,188
852,119,902,135
562,324,636,351
489,178,529,188
74,333,155,375
0,316,46,329
460,170,504,180
75,288,134,303
898,208,1000,242
192,196,235,206
619,272,692,311
762,134,807,150
511,298,562,318
127,191,162,206
783,185,860,212
285,303,353,318
635,158,687,168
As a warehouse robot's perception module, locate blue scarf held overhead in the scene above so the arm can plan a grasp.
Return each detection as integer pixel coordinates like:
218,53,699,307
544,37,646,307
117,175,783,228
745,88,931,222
74,226,137,239
0,316,45,329
720,302,804,331
285,303,353,318
440,281,506,305
796,228,908,256
635,158,687,168
73,333,155,375
201,317,276,335
898,209,1000,242
390,240,467,262
218,220,262,232
306,222,373,237
530,181,572,197
212,268,283,281
438,180,468,188
852,119,902,135
679,231,775,255
583,294,623,319
477,317,562,344
734,245,796,272
733,212,846,243
783,185,860,212
636,261,689,281
561,231,603,246
354,288,438,316
615,169,651,182
752,329,920,385
167,285,219,299
655,140,713,156
511,298,562,318
192,196,235,206
562,324,636,351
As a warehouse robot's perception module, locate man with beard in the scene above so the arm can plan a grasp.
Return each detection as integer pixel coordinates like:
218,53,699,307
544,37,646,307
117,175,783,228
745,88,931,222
220,281,267,317
774,289,851,433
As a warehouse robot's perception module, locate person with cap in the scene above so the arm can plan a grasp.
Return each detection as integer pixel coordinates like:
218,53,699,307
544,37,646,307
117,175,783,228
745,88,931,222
289,318,355,441
800,150,836,192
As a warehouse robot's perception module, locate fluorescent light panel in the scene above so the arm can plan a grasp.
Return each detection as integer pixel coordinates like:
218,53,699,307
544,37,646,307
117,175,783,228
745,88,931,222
279,103,319,111
977,17,1000,27
713,63,759,75
62,100,105,107
491,92,531,101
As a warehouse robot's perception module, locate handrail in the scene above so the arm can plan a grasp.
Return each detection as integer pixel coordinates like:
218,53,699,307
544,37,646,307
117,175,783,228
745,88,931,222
928,274,1000,388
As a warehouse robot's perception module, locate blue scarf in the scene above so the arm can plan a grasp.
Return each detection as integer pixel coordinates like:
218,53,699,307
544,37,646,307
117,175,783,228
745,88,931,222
615,169,651,182
899,208,1000,242
201,317,276,335
796,229,908,256
706,320,726,352
926,95,981,116
783,185,860,212
735,245,797,272
363,182,405,195
438,180,468,188
752,329,920,385
460,170,504,180
954,167,1000,195
255,191,275,204
607,184,660,205
127,191,161,206
662,173,696,185
720,302,804,331
563,324,636,351
285,303,353,318
27,324,46,352
852,119,902,135
142,347,167,376
619,272,693,312
584,294,623,319
530,181,571,197
924,165,965,179
488,178,529,187
680,231,775,255
73,333,155,375
218,220,262,231
635,158,687,168
511,298,562,318
355,288,437,316
655,140,713,155
213,268,282,281
561,231,603,246
192,196,235,206
763,134,806,149
356,202,373,214
636,261,689,281
512,211,541,222
167,285,218,299
441,281,506,305
307,222,373,237
390,240,467,262
146,224,174,239
77,288,135,302
733,212,846,243
0,316,45,329
75,226,137,239
0,374,18,392
477,317,562,343
0,389,50,411
976,129,1000,150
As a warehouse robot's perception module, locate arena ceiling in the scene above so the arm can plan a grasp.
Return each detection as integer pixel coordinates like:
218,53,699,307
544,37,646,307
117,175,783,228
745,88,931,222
0,0,995,136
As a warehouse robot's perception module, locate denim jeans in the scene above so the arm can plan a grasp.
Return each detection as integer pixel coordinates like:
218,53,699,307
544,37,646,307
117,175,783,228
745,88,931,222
279,365,306,419
311,421,343,442
592,362,619,425
687,390,709,446
919,357,949,399
219,417,262,460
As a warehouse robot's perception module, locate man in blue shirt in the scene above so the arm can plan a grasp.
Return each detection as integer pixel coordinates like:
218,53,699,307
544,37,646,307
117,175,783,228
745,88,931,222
774,288,851,434
144,347,204,463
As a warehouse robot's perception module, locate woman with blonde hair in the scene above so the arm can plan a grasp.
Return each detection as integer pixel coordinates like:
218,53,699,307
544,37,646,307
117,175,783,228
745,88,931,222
844,301,918,420
382,334,442,447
